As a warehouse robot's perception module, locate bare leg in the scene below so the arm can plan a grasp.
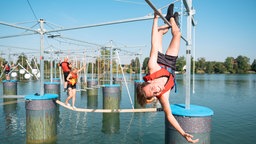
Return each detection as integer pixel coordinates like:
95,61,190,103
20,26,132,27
166,17,181,56
148,13,170,72
65,88,73,105
72,89,76,107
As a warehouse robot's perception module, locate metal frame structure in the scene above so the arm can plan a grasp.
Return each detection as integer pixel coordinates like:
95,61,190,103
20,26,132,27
0,1,197,109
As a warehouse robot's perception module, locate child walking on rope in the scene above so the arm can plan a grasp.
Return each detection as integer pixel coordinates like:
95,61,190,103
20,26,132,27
65,65,86,109
136,4,199,143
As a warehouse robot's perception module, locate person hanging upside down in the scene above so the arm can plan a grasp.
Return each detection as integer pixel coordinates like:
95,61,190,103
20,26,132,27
136,4,199,143
65,66,86,109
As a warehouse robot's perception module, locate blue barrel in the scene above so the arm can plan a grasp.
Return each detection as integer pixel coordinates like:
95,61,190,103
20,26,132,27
165,104,214,144
44,82,60,97
80,76,87,89
25,94,58,144
3,80,17,95
87,79,98,96
102,84,121,134
102,84,121,109
3,80,18,112
52,78,60,83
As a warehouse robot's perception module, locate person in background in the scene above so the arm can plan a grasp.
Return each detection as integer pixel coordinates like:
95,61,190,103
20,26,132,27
65,66,86,109
58,57,72,92
1,61,11,80
136,4,199,143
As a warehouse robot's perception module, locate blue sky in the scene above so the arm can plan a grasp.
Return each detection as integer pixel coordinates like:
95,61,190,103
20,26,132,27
0,0,256,64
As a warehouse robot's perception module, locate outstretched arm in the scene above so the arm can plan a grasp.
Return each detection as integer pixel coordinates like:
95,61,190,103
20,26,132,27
77,64,86,73
159,92,199,143
58,58,62,66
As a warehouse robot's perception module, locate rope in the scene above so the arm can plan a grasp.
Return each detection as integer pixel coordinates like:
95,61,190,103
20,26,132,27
26,0,38,21
1,95,25,99
192,26,196,94
116,51,134,109
0,99,25,106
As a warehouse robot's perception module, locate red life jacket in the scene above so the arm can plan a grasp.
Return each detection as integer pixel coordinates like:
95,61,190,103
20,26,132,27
68,72,78,85
143,67,175,98
61,62,71,72
5,65,10,71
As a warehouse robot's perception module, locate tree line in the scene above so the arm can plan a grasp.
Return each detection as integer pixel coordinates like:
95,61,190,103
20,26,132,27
1,53,255,76
139,55,256,74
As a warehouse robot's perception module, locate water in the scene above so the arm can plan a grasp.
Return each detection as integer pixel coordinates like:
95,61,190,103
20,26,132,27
0,74,255,144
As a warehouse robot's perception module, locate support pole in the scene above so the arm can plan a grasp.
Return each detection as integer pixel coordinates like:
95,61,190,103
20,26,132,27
110,40,113,85
50,52,53,82
139,48,142,81
185,0,192,110
39,19,45,96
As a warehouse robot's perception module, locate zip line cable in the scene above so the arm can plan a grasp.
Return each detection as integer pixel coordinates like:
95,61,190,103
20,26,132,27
26,0,38,21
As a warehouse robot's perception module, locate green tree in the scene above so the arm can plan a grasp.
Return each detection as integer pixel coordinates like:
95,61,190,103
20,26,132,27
205,62,214,73
224,57,235,73
16,53,28,68
214,62,226,73
197,57,206,71
235,55,250,73
87,63,94,73
176,56,186,72
130,57,140,73
251,59,256,72
142,57,149,71
0,56,7,74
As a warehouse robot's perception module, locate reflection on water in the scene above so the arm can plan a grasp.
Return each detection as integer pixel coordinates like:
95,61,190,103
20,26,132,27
0,74,256,144
3,98,18,138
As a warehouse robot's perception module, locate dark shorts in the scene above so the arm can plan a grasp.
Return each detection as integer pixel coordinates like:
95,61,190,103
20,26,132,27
67,83,76,89
157,52,178,71
4,70,10,75
63,72,70,82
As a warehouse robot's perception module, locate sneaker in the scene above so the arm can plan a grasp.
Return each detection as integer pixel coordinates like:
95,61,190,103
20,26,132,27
66,103,71,107
173,12,180,28
72,106,77,109
165,4,174,22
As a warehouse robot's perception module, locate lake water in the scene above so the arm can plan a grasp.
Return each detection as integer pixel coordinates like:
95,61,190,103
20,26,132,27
0,74,255,144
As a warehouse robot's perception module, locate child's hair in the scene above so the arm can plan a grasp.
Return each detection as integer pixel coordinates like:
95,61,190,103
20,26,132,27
136,82,150,107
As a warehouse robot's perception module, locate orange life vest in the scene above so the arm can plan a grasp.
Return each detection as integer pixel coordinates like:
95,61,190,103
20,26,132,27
68,72,78,85
143,66,175,98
